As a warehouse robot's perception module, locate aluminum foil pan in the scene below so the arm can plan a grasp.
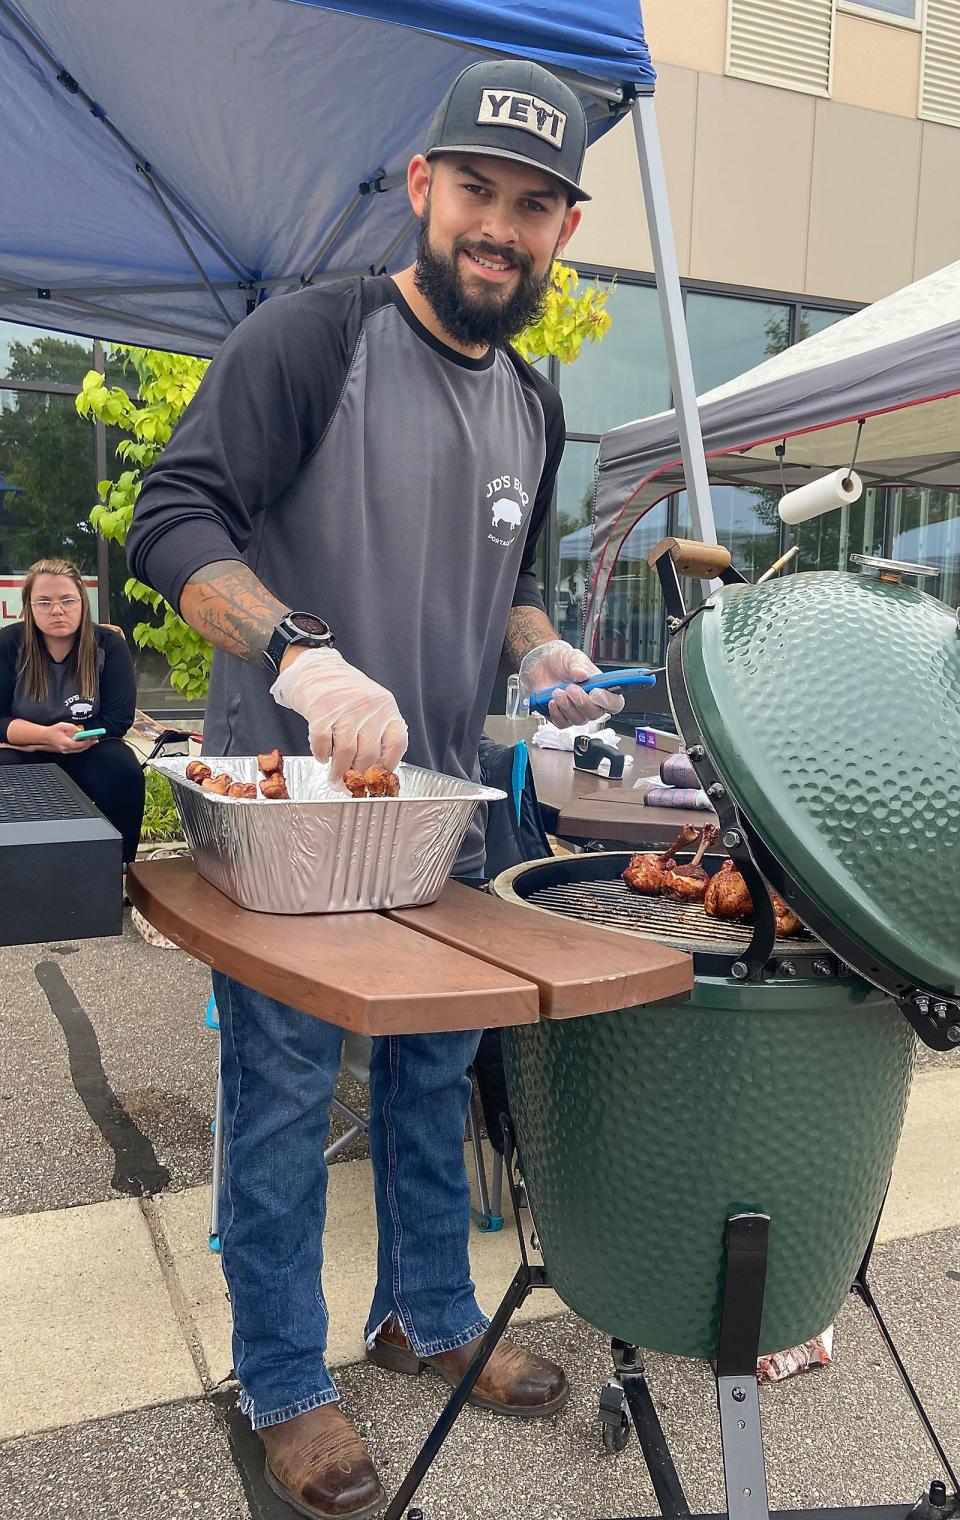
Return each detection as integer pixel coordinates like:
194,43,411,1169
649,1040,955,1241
149,756,506,914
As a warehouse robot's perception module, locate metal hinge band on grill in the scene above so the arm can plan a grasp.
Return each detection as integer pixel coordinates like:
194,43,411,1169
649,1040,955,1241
666,635,777,980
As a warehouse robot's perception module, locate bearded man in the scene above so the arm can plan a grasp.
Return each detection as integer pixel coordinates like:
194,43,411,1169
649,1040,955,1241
127,57,623,1520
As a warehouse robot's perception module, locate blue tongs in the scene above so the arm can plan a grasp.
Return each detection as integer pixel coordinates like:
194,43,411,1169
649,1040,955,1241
528,666,656,714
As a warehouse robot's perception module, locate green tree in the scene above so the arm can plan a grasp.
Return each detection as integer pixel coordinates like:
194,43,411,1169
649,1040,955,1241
77,261,613,698
76,347,211,698
0,338,100,573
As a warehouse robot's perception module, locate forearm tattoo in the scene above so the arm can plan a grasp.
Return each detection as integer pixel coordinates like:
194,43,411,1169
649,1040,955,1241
502,605,560,671
179,560,288,664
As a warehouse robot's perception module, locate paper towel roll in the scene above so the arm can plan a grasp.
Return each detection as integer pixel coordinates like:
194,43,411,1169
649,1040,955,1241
778,469,863,525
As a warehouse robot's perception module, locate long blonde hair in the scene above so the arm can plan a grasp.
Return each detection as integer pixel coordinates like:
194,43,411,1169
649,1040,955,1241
18,559,97,704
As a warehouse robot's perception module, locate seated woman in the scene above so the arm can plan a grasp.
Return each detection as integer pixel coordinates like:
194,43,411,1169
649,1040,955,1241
0,558,145,866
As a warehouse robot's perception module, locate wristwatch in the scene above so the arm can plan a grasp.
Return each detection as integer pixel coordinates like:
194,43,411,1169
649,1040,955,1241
262,611,335,675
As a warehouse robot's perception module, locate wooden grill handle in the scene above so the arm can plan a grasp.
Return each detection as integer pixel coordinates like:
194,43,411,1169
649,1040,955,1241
647,537,732,578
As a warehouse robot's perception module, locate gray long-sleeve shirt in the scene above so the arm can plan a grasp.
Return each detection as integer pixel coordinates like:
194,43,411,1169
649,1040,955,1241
127,275,564,873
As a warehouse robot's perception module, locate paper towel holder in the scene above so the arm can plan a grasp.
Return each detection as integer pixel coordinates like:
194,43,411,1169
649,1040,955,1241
776,418,866,497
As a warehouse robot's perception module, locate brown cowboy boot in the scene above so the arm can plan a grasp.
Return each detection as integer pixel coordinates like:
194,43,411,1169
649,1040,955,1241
367,1319,569,1418
260,1402,385,1520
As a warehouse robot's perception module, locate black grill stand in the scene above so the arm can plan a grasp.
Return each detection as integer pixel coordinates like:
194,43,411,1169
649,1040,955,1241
383,1121,959,1520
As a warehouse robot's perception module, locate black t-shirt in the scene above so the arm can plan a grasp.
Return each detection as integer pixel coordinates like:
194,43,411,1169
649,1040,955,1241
0,623,137,741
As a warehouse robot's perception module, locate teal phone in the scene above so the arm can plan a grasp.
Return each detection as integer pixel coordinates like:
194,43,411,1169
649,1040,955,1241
74,727,106,740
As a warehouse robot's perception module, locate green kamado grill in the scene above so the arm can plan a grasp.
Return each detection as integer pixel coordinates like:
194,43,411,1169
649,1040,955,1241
385,544,959,1520
492,542,960,1364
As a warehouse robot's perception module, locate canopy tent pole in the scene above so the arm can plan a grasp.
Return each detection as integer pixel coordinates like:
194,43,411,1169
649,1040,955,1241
631,96,717,550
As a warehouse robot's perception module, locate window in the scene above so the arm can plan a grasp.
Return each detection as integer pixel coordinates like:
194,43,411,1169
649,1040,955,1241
798,307,849,341
840,0,918,22
593,502,670,668
0,322,93,387
559,280,670,436
0,389,99,581
888,487,960,610
554,441,598,643
677,486,783,582
789,490,884,575
0,326,197,712
685,292,793,396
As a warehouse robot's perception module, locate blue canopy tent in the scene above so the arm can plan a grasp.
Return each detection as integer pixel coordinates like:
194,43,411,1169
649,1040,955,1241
0,0,718,546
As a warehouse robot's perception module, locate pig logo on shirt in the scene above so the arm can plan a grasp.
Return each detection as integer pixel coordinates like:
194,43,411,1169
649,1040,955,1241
491,497,523,530
484,474,529,548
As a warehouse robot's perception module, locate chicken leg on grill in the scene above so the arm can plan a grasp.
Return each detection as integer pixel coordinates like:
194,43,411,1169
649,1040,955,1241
704,858,753,920
622,824,700,895
772,892,804,938
662,825,719,903
703,860,805,938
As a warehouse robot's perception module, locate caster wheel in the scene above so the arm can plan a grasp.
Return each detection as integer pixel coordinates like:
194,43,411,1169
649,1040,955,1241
599,1383,630,1453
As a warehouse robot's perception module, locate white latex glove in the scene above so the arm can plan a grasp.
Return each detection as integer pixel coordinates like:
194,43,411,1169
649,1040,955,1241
518,639,626,729
270,648,408,782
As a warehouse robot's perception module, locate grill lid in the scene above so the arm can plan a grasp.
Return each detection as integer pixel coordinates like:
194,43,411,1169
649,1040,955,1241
664,564,960,1040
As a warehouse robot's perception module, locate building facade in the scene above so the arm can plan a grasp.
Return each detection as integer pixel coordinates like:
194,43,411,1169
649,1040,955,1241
2,0,959,706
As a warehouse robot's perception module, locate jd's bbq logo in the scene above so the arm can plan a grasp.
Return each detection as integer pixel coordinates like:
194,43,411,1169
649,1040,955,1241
477,90,566,150
485,473,528,549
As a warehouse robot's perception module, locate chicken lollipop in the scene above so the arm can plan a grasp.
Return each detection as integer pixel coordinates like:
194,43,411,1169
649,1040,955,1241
704,858,753,920
662,825,719,904
185,761,212,785
772,893,804,938
258,750,284,777
622,824,700,895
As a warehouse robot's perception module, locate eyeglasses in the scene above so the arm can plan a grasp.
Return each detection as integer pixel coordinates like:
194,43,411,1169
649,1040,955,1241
31,597,81,612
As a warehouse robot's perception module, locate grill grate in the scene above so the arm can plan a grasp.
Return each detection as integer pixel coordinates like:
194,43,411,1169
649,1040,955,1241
526,877,816,957
0,767,90,824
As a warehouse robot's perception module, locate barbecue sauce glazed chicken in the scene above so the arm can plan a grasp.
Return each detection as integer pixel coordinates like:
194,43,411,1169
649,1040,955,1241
184,750,399,803
703,858,805,937
342,764,401,798
703,858,752,919
622,824,700,895
662,824,719,903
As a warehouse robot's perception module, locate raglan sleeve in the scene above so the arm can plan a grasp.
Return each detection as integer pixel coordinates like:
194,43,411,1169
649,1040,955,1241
96,630,138,738
512,374,565,612
126,289,354,613
0,626,20,742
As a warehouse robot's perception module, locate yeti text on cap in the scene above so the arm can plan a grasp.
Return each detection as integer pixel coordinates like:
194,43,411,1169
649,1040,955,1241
477,90,567,150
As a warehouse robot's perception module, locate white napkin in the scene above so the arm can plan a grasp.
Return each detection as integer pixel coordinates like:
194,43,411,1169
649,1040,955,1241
531,719,626,754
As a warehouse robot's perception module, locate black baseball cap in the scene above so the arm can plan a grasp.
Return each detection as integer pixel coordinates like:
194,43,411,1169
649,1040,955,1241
425,58,591,203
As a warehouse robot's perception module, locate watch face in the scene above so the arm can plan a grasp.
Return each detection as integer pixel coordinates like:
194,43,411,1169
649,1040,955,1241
288,613,331,639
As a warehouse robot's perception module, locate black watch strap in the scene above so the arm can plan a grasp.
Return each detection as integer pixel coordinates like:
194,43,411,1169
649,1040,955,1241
263,611,335,676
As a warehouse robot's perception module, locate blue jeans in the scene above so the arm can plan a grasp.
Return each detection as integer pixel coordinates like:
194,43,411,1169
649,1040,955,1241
212,971,488,1429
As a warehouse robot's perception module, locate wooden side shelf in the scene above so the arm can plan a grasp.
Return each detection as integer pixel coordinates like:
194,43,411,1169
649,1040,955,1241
126,859,539,1034
127,857,693,1033
388,881,692,1019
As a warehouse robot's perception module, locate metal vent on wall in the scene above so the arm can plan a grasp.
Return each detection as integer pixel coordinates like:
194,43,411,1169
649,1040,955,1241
727,0,834,98
921,0,960,129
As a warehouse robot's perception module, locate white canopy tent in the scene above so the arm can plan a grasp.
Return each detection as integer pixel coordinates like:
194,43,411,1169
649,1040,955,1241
586,257,960,647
